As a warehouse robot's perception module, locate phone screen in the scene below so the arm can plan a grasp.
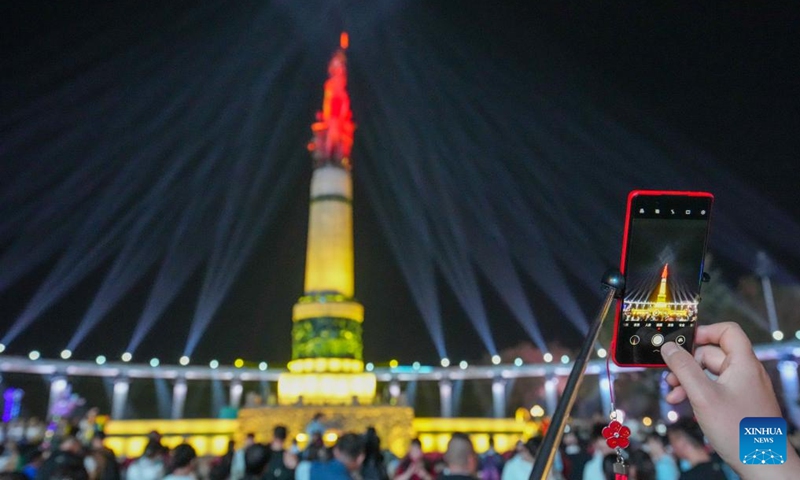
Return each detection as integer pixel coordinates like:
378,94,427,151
613,192,713,366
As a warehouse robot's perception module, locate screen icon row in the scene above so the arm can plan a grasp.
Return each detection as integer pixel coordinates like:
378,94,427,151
638,208,707,215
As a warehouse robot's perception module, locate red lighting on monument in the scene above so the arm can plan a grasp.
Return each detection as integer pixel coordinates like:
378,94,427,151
309,32,355,169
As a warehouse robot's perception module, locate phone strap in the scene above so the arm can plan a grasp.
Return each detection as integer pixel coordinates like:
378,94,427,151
603,356,629,479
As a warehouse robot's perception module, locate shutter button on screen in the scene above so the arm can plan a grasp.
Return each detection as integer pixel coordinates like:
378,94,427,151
651,334,665,347
629,335,640,346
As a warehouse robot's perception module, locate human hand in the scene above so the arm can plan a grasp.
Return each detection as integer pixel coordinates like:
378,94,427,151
661,322,800,479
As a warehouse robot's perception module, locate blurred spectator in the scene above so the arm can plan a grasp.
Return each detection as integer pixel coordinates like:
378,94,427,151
394,438,433,480
209,440,235,480
164,443,197,480
501,440,534,480
24,420,45,445
440,433,477,479
21,449,44,479
296,432,365,480
601,453,618,480
306,413,327,437
35,437,86,480
361,427,388,480
628,449,656,480
126,439,165,480
243,443,270,480
0,473,28,480
230,432,255,480
302,432,327,462
563,431,590,480
479,436,503,480
78,408,100,447
0,441,20,472
582,424,615,480
263,426,296,480
644,433,679,480
84,431,120,480
666,418,726,480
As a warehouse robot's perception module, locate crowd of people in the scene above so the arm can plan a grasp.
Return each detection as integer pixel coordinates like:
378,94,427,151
0,414,796,480
0,323,797,479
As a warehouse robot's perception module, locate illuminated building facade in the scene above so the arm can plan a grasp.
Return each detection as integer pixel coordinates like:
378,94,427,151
278,33,376,405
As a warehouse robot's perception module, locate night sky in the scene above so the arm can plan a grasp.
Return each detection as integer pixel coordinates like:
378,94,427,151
1,1,799,368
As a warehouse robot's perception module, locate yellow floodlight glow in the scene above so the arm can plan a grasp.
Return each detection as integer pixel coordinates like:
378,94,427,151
389,359,399,368
642,416,653,427
234,358,244,368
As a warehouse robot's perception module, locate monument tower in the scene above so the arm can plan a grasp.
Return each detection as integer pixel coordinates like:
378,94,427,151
277,33,376,405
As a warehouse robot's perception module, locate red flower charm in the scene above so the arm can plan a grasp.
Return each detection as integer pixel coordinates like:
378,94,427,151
602,420,631,449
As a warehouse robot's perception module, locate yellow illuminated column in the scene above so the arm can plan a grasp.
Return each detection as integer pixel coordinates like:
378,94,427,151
278,35,375,405
655,264,668,309
304,166,354,297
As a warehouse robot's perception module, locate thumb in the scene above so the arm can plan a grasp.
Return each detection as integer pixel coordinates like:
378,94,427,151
661,342,713,402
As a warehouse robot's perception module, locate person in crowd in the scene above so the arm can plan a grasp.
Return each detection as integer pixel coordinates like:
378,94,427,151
0,472,28,480
666,418,726,480
84,431,120,480
20,449,44,480
394,438,433,480
296,432,365,480
306,413,327,437
627,449,656,480
478,436,503,480
601,453,619,480
125,439,165,480
24,419,45,445
439,433,477,479
501,439,535,480
50,459,90,480
230,432,256,480
243,443,271,480
164,443,197,480
302,432,327,462
502,437,560,480
361,427,388,480
78,408,100,447
0,441,20,472
562,431,590,480
35,436,86,480
644,433,678,480
582,424,615,480
661,322,800,479
209,440,235,480
263,425,297,480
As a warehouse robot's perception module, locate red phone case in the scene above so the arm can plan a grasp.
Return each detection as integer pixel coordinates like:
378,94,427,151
611,190,714,368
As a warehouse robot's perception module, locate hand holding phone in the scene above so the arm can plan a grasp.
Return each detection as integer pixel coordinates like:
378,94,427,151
611,190,713,367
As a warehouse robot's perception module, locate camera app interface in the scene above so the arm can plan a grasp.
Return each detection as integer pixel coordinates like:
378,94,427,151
617,199,710,365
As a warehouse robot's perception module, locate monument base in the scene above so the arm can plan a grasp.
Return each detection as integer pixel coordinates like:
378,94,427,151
237,404,413,456
277,372,376,406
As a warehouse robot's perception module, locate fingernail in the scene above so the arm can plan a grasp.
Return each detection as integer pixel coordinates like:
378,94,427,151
661,341,679,357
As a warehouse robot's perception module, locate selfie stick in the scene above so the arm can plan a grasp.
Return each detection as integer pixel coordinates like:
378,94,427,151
529,268,625,480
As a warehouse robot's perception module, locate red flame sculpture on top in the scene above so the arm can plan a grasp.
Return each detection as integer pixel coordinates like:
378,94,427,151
309,32,355,169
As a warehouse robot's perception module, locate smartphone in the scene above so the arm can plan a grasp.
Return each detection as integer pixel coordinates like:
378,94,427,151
611,190,714,367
